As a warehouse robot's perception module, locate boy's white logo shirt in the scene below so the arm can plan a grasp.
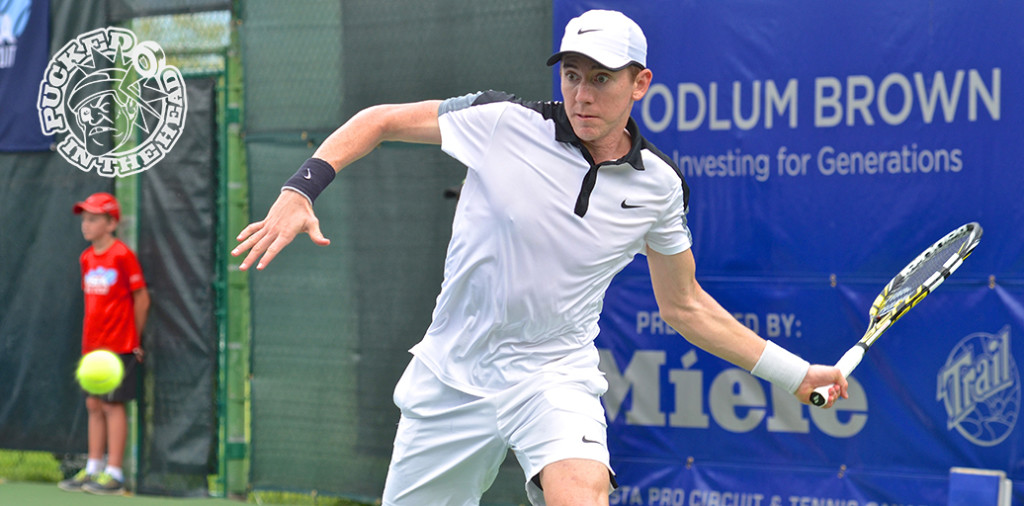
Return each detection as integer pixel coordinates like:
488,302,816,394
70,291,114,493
37,27,187,177
84,266,117,295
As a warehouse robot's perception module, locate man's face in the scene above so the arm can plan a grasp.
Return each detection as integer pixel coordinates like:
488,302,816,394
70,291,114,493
560,54,651,147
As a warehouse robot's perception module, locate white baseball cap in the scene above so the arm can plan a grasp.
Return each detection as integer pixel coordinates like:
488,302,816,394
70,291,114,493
547,9,647,71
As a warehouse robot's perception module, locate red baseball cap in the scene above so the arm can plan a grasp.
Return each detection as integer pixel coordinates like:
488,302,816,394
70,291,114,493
73,192,120,221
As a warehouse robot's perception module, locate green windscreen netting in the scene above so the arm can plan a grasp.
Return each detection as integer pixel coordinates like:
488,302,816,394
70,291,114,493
243,0,551,503
0,0,226,496
136,77,219,497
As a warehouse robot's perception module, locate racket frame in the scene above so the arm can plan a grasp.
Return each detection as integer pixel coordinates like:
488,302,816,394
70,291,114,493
809,222,982,406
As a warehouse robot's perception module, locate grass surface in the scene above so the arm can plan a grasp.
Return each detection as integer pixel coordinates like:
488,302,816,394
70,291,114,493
0,450,372,505
0,450,63,483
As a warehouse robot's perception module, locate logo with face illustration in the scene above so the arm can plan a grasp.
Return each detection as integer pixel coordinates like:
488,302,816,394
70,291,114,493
37,27,186,177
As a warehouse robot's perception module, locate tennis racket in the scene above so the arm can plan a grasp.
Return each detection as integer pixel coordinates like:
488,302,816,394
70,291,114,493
810,222,983,406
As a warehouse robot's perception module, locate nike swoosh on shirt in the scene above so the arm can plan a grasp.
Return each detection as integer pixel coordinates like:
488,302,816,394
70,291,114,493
577,28,602,35
621,200,643,209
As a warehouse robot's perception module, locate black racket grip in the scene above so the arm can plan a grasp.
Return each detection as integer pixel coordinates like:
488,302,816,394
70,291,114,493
810,390,828,406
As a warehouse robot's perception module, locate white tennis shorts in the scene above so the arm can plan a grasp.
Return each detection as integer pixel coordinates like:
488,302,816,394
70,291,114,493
381,357,612,505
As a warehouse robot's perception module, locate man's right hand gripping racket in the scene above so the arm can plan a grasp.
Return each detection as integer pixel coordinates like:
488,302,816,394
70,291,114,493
810,222,983,406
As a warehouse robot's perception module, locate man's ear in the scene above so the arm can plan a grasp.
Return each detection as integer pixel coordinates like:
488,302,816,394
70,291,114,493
632,68,653,101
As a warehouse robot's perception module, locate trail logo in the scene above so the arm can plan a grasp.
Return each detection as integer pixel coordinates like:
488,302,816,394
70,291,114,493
37,27,186,177
936,326,1019,447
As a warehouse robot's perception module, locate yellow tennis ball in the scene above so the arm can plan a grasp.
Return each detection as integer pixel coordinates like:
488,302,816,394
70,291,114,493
76,350,124,395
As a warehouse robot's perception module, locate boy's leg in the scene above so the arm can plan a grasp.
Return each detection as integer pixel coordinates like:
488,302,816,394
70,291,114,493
99,353,137,477
102,401,127,471
83,354,136,495
57,397,105,492
83,405,128,494
86,396,107,462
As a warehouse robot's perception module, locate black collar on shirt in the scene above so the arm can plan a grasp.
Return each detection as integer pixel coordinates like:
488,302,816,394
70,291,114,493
501,94,685,218
552,105,645,217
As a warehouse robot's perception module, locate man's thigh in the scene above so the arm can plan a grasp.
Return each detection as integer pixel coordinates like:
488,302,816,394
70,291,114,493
383,359,509,505
504,375,612,505
537,458,611,506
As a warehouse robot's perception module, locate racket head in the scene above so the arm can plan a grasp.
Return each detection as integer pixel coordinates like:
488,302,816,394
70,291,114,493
864,222,982,345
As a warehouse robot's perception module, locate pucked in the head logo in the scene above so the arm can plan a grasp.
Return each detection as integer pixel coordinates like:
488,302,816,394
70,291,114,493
37,27,186,177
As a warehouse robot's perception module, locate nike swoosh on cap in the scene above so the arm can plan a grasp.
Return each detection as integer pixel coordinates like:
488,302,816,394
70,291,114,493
577,28,602,35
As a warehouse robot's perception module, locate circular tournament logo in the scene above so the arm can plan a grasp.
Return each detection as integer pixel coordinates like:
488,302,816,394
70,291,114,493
37,27,186,177
936,326,1020,447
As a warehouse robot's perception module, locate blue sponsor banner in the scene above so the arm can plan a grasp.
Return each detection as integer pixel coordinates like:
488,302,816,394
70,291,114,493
0,0,50,151
599,273,1021,503
554,0,1024,502
609,461,949,506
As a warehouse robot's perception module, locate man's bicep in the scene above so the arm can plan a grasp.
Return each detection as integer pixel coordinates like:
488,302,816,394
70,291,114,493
646,247,698,312
381,100,443,145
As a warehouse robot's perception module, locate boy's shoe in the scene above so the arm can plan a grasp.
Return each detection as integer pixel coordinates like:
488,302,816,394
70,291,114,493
82,471,124,495
57,469,92,492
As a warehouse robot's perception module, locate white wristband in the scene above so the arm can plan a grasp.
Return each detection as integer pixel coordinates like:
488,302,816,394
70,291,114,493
750,340,809,394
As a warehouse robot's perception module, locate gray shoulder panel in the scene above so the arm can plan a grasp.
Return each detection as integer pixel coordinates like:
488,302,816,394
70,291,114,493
438,92,486,117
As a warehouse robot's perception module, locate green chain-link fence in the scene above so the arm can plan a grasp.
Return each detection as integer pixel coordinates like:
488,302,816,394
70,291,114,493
2,1,552,504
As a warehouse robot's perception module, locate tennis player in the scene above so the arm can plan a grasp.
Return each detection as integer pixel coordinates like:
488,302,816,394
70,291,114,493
233,9,848,505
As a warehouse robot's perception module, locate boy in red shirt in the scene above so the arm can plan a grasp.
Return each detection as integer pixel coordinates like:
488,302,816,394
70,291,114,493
58,192,149,495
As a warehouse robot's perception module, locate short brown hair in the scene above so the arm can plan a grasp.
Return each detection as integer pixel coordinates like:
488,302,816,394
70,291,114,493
627,64,644,81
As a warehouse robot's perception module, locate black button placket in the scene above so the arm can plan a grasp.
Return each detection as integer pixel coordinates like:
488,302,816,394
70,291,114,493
573,143,600,217
549,106,645,219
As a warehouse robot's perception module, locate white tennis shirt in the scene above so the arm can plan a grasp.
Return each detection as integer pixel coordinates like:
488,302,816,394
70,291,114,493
410,91,692,396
